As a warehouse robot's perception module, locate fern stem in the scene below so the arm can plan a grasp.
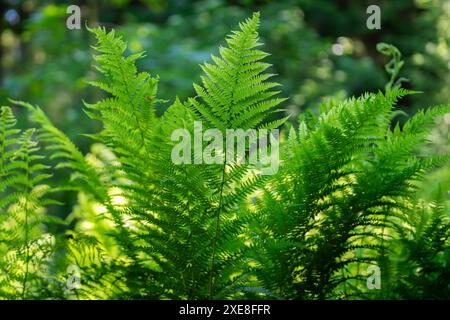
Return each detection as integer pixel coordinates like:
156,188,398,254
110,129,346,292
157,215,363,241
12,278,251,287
208,162,227,299
21,150,31,299
21,216,30,299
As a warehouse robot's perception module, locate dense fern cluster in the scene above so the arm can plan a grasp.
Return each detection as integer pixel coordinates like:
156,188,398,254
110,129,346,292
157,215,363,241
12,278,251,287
0,13,448,299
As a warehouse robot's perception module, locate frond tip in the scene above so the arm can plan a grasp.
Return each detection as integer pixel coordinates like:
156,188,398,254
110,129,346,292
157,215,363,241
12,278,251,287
190,12,287,130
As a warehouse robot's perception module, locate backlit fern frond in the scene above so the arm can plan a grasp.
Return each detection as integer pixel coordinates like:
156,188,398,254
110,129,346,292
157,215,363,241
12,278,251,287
251,90,450,299
0,111,61,299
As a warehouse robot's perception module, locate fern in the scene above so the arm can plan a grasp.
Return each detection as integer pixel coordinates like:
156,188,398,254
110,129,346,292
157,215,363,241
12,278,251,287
0,13,449,300
381,198,450,299
0,107,61,299
249,89,450,299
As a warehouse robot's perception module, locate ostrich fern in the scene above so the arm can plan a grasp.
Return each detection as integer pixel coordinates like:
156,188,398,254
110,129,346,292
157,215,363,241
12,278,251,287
0,13,449,300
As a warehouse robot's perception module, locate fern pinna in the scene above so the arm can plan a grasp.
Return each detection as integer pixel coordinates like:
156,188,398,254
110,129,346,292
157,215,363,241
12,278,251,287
0,13,449,300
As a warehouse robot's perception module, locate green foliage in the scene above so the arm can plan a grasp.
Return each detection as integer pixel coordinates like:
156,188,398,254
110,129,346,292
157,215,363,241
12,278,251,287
250,89,450,299
0,107,61,299
0,14,449,300
4,0,449,134
383,200,450,299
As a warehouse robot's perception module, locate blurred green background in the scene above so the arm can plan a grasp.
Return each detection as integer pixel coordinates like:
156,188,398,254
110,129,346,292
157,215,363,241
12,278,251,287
2,0,449,145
